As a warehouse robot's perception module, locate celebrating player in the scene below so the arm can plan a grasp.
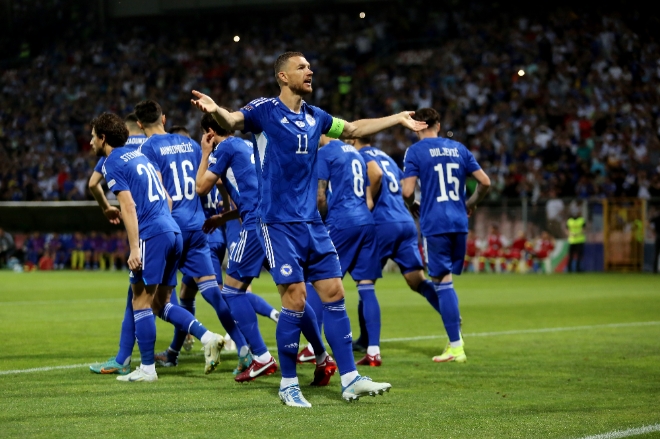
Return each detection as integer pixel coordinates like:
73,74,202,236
191,51,426,407
90,112,224,382
402,108,490,363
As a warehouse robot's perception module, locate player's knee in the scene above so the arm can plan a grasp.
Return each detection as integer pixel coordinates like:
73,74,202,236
403,270,425,291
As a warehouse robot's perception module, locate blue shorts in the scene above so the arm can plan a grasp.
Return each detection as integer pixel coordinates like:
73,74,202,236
258,220,342,285
376,221,423,274
328,224,382,281
226,219,242,257
209,240,227,283
179,230,215,278
424,233,467,277
226,227,267,283
130,231,182,287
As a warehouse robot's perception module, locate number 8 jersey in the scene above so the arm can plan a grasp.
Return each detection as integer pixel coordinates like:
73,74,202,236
141,133,205,232
102,147,179,239
403,137,481,236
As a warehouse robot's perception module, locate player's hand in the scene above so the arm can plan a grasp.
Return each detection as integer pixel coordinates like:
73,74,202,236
103,206,122,225
201,132,215,153
127,248,142,271
202,214,228,234
409,200,420,219
399,111,427,132
466,201,477,217
191,90,218,114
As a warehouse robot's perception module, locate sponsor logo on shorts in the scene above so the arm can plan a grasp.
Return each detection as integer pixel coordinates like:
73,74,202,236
280,264,293,276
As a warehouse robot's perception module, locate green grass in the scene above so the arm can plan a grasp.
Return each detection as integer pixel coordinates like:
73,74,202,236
0,271,659,439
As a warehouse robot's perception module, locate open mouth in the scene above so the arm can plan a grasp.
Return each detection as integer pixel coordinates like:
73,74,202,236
303,79,312,86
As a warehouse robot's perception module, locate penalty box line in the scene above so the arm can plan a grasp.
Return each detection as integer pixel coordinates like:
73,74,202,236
0,320,658,376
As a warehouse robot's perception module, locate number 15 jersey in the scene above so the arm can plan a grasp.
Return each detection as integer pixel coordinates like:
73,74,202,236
403,137,481,236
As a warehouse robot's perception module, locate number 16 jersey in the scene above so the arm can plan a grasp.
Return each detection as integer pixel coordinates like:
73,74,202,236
403,137,480,236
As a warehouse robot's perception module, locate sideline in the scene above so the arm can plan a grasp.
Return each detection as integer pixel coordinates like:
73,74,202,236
1,320,658,376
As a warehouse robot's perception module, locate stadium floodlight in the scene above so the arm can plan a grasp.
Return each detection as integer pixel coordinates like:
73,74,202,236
447,131,453,138
233,35,240,42
359,12,366,18
518,69,525,76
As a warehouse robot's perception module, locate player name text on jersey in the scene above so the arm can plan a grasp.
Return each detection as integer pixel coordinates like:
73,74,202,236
159,142,195,155
429,147,459,158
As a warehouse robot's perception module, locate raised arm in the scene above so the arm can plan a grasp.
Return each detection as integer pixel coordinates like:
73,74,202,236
195,132,219,197
466,169,491,217
339,112,427,140
88,171,121,225
317,179,329,219
191,91,244,131
116,191,141,271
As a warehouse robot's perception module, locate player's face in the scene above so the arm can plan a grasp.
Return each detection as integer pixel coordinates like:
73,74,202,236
285,56,313,95
90,128,105,157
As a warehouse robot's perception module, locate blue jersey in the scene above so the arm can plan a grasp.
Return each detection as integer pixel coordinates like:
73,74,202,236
102,147,179,239
403,137,481,235
240,97,334,223
359,146,413,225
201,186,224,244
94,135,147,173
141,133,205,232
208,136,258,229
317,140,373,230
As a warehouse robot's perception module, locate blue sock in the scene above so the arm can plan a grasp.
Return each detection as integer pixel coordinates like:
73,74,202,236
277,308,303,379
434,282,461,342
133,308,156,366
305,282,323,333
323,298,357,375
417,280,441,314
222,285,267,356
199,280,248,353
300,301,326,354
158,302,208,340
357,284,381,347
169,296,195,353
115,285,135,365
246,293,276,318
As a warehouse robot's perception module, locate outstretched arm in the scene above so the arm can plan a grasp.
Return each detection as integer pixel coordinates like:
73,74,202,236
191,91,244,131
339,112,427,140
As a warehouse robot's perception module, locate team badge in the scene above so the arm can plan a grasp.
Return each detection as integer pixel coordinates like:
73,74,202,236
305,114,316,126
280,264,293,276
295,121,305,128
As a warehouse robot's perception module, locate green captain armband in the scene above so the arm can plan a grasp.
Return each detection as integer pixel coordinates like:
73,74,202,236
326,117,345,139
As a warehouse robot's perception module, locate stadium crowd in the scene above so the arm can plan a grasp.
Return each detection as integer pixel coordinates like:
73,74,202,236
1,5,660,203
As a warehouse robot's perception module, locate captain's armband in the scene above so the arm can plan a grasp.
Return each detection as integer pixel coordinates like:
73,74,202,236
326,117,345,139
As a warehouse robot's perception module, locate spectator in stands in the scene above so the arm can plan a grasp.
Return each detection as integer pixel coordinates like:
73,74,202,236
38,251,55,271
70,232,85,270
0,228,15,267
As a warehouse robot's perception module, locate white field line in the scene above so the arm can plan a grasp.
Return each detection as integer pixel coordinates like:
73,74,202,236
0,298,125,306
1,321,658,376
576,423,660,439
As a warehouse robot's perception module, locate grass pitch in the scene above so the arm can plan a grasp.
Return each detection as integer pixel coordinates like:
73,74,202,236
0,271,659,439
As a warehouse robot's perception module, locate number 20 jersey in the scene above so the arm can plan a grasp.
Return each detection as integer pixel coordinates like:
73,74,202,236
403,137,481,236
141,133,205,232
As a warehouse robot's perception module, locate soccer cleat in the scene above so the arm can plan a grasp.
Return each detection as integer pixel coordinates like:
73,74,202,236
203,333,226,374
296,346,316,364
310,355,337,386
116,366,158,382
279,384,312,408
352,340,367,353
234,356,278,383
356,353,382,367
233,353,253,376
182,334,195,352
89,357,131,375
442,333,465,355
433,346,467,363
342,376,391,401
154,349,178,367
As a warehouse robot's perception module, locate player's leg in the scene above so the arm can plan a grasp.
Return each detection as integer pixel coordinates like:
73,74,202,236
307,221,391,401
297,282,323,363
426,233,466,363
90,284,134,375
155,277,197,367
247,292,279,322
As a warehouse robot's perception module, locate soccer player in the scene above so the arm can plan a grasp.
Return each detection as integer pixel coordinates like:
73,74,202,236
349,136,442,351
90,112,224,382
402,107,490,363
307,135,383,367
191,51,425,407
134,100,234,370
196,112,335,384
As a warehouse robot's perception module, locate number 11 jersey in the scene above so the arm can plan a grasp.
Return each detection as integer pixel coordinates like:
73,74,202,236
403,137,481,236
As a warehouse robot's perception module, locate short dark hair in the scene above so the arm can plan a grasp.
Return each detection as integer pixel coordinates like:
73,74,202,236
168,125,190,137
91,113,129,148
200,111,231,136
124,112,139,124
355,136,372,145
134,100,163,125
274,51,305,81
412,108,441,128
